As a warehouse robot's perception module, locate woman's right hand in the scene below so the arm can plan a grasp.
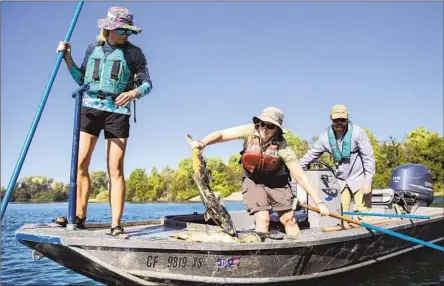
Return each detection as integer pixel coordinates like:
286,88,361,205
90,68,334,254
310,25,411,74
189,140,206,150
56,41,71,60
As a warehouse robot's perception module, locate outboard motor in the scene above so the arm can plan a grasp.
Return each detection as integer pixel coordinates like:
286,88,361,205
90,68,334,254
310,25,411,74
390,164,434,207
372,164,435,214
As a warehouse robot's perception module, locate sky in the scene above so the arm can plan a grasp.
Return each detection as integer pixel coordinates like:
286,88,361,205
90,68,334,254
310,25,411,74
1,2,443,187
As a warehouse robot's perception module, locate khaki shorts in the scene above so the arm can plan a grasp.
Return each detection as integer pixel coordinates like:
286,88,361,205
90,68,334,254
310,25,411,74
242,177,294,214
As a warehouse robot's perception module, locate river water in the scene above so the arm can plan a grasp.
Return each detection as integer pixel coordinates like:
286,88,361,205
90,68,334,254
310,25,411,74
1,200,443,285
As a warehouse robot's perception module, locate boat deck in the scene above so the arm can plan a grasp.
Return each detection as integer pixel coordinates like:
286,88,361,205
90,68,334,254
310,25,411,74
16,207,443,250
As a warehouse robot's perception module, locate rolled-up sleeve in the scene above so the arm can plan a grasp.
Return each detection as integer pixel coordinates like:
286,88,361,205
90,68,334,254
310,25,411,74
358,129,376,185
279,140,298,166
299,133,328,169
220,124,254,142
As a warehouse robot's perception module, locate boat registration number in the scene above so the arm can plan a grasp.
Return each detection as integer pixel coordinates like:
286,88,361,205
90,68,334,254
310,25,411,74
146,255,204,269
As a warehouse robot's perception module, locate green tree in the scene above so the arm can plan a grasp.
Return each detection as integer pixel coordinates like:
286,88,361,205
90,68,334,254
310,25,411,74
364,128,390,188
283,129,310,159
126,168,149,202
380,136,404,170
95,190,109,202
223,154,243,197
403,127,444,194
160,166,175,201
169,158,197,201
11,176,54,202
51,181,68,202
296,134,334,167
146,167,166,201
206,157,230,195
90,171,109,198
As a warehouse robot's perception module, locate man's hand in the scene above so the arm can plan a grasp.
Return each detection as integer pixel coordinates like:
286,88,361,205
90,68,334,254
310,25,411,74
115,90,139,107
361,185,372,194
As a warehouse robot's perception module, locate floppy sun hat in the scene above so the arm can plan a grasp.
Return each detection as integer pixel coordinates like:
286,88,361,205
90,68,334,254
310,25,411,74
253,107,285,132
97,6,142,34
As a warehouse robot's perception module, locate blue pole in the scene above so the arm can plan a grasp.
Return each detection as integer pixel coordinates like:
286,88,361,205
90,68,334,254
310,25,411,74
67,84,89,227
342,212,430,220
0,1,85,221
361,221,444,252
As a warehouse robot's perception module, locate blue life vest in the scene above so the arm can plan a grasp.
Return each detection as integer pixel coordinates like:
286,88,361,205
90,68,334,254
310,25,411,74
84,41,131,97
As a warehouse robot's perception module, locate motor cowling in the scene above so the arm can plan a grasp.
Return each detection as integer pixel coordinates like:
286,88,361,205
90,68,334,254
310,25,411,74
390,164,434,207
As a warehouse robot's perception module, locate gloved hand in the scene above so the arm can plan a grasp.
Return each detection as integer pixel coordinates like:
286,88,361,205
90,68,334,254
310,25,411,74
361,185,372,194
318,202,330,216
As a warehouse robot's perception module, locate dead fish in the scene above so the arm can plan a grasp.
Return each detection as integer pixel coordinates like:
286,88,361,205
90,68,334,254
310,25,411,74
186,134,237,236
237,232,262,243
169,230,263,244
169,230,239,243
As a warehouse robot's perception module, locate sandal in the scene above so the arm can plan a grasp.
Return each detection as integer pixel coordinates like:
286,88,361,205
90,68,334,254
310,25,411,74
53,216,68,227
268,230,285,240
53,216,86,229
76,216,86,229
110,226,125,236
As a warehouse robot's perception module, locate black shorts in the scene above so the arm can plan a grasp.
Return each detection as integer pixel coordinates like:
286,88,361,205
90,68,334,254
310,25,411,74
80,107,130,139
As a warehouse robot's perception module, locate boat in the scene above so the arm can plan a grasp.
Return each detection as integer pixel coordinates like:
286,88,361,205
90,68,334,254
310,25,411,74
8,85,444,286
14,156,444,285
3,3,442,285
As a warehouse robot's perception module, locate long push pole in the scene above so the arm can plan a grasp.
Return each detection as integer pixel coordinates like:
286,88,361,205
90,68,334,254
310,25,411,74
67,84,89,228
1,1,85,221
300,202,444,252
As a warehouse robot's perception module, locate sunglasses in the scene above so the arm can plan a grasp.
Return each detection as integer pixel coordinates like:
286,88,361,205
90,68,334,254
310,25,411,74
115,28,134,36
333,118,348,123
256,121,276,130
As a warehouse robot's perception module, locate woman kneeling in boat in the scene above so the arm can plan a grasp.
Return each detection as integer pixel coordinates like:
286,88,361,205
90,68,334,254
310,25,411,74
190,107,329,238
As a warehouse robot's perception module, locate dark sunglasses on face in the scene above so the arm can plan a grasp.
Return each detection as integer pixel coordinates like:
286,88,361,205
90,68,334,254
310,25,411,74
115,28,134,36
257,121,276,130
333,118,348,123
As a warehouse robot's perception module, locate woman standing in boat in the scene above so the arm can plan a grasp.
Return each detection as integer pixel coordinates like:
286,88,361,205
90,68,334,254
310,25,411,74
189,107,330,238
55,6,153,236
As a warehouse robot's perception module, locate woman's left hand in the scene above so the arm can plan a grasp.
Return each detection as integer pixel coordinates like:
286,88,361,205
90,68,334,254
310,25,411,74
318,203,330,216
115,91,139,107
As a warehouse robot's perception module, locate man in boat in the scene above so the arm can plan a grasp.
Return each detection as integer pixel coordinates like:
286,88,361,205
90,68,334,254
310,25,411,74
299,104,375,220
189,107,330,239
55,6,153,236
